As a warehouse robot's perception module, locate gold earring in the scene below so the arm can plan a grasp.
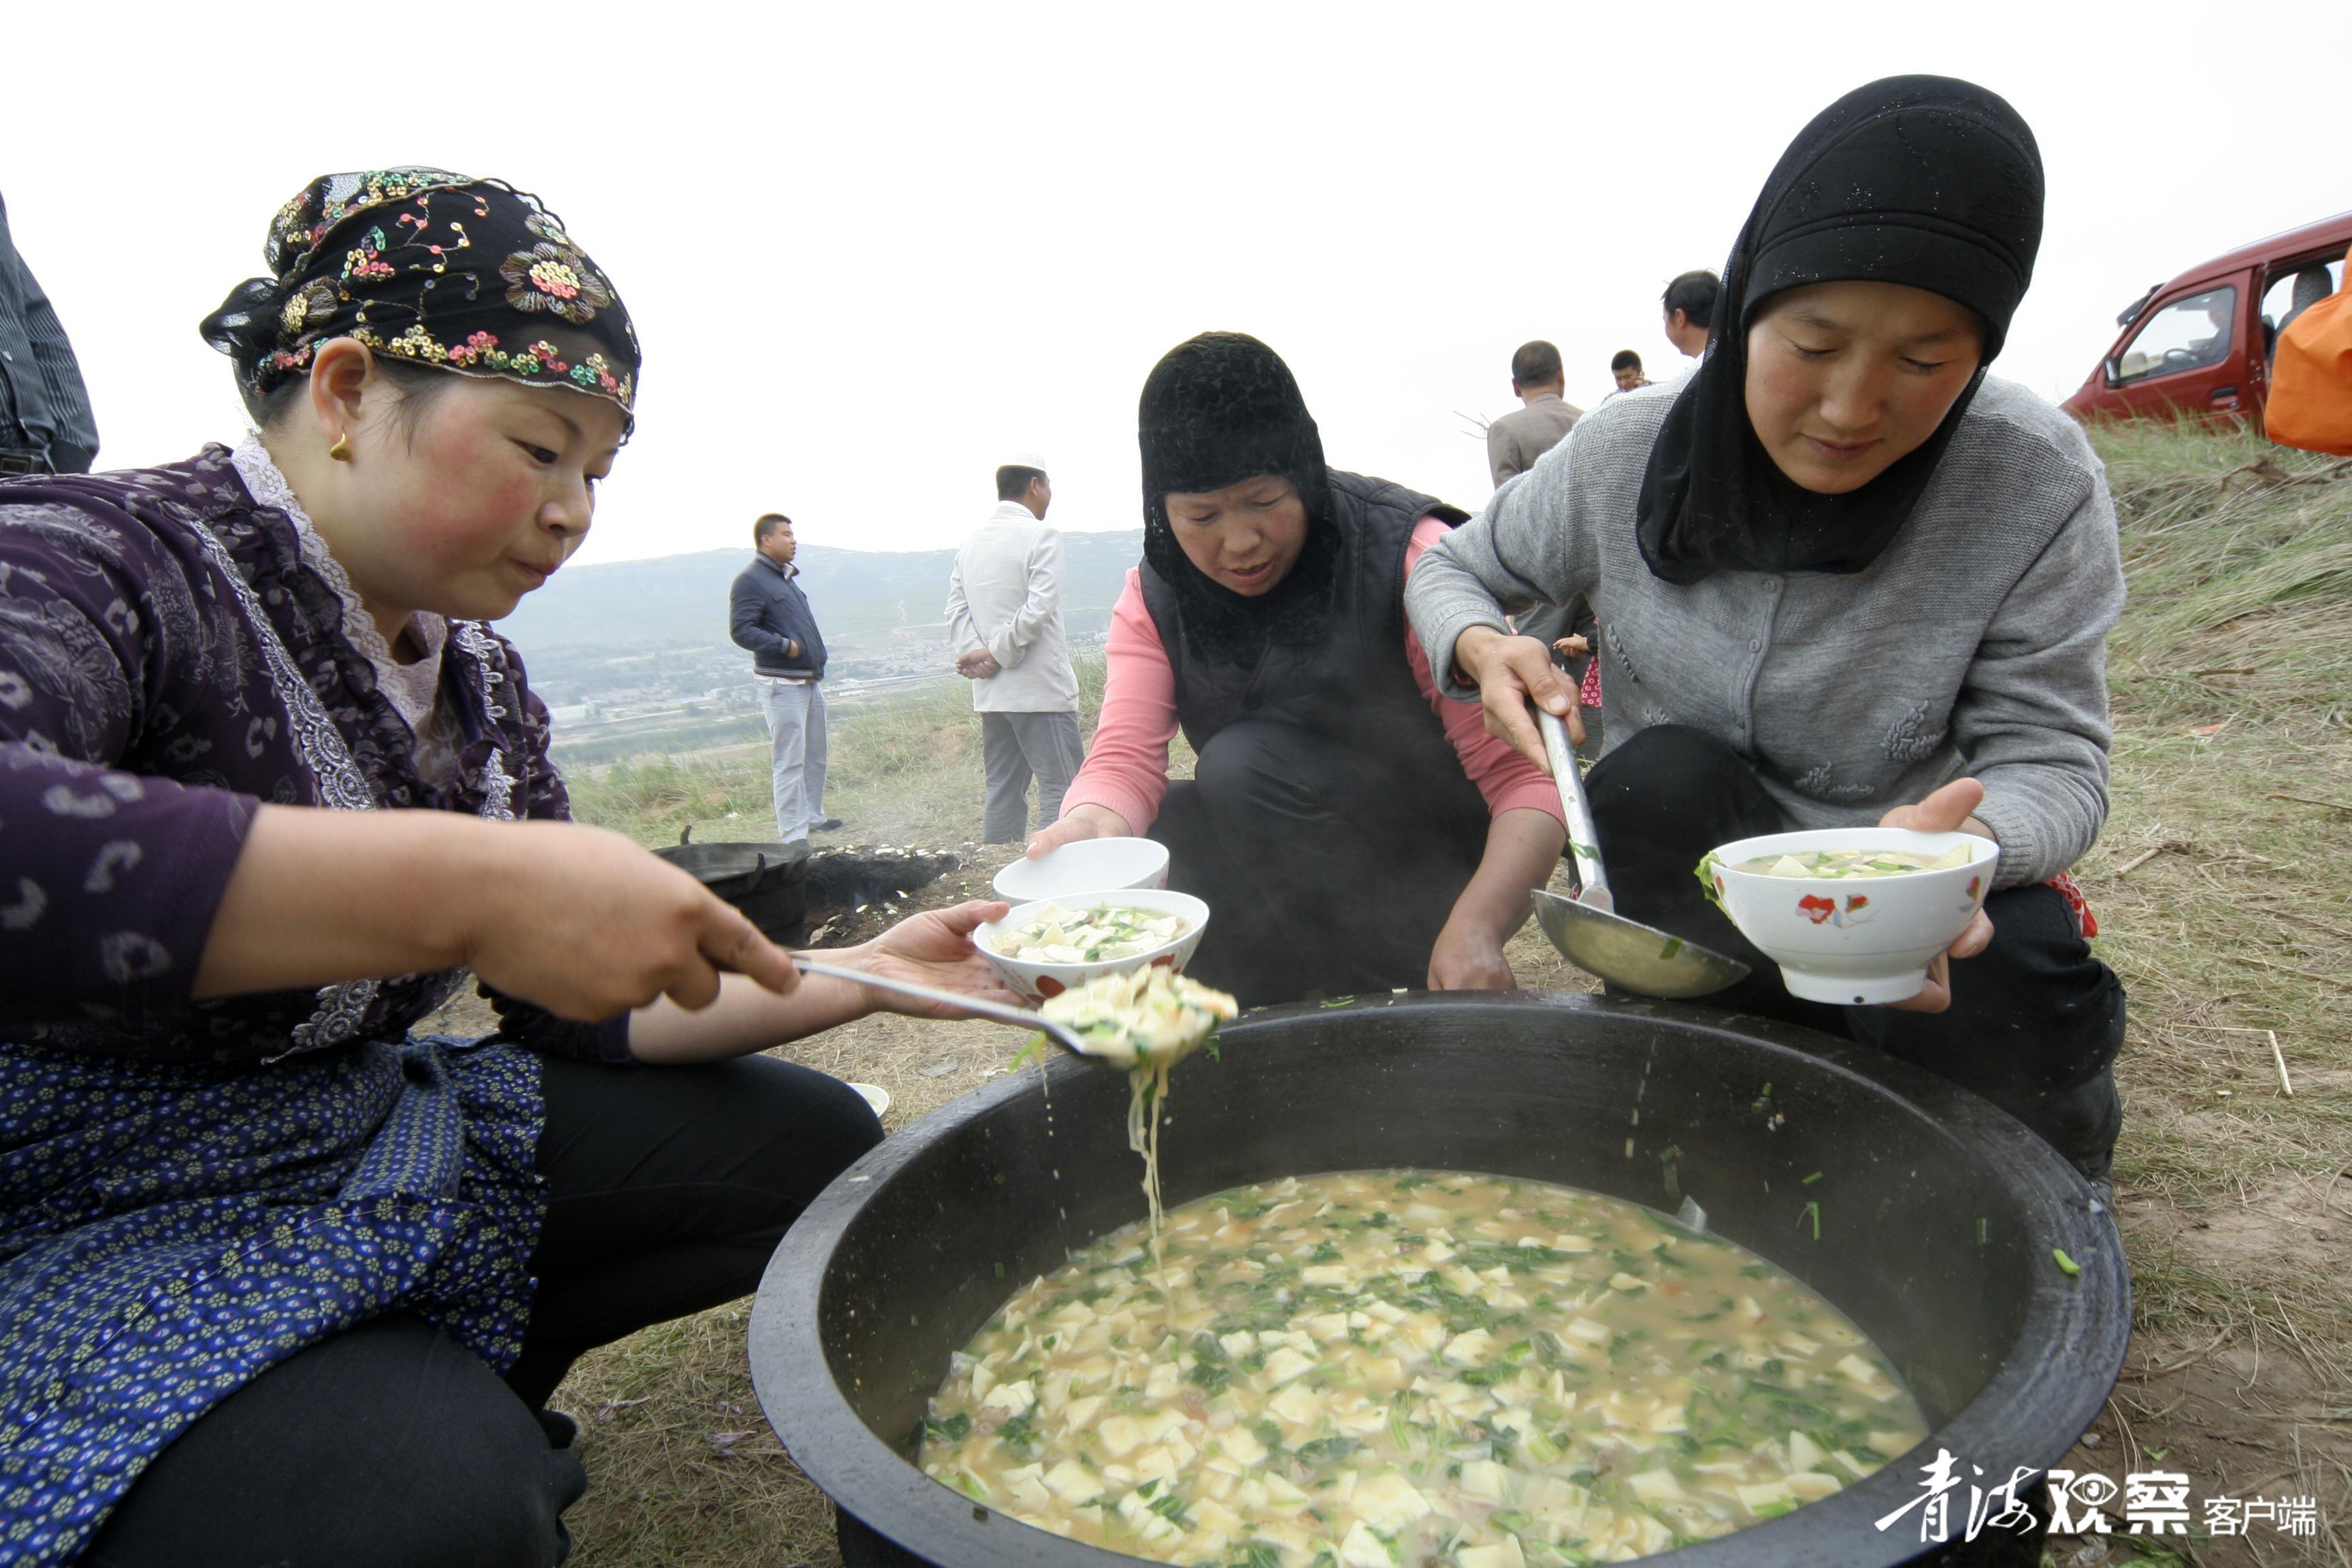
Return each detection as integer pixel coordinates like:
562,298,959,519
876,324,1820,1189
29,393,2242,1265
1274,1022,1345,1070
329,433,352,463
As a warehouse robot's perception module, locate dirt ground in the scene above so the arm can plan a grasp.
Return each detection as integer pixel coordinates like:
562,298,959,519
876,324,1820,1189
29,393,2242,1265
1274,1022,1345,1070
457,430,2352,1567
422,846,1595,1567
427,831,2347,1567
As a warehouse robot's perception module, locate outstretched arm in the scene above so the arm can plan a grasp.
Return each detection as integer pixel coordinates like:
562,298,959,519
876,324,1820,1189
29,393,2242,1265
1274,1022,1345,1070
627,900,1019,1063
1428,807,1567,990
195,805,801,1018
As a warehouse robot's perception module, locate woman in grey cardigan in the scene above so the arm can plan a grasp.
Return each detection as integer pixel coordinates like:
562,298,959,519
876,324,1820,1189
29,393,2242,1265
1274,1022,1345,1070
1406,76,2127,1179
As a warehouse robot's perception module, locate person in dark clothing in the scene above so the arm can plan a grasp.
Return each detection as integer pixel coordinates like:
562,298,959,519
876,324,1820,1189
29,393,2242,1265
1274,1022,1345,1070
84,1054,881,1568
0,190,99,474
1024,333,1567,1007
730,514,838,843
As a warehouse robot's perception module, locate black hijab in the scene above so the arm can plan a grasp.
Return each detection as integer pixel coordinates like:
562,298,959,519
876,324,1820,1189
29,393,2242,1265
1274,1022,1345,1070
1139,333,1342,664
1635,76,2044,585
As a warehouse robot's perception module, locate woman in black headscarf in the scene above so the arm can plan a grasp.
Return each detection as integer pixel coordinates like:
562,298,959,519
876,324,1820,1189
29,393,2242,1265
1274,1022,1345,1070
1407,78,2129,1180
1027,333,1569,1007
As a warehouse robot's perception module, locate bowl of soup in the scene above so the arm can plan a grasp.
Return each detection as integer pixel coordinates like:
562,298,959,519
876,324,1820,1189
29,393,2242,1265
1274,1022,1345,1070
1703,829,2000,1007
750,993,2125,1568
975,890,1209,1005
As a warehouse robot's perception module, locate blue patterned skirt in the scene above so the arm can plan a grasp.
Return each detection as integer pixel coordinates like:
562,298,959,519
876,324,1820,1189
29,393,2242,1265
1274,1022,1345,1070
0,1036,544,1567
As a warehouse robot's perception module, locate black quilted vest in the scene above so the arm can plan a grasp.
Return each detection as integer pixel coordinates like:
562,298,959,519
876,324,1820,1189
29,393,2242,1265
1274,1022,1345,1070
1139,470,1486,828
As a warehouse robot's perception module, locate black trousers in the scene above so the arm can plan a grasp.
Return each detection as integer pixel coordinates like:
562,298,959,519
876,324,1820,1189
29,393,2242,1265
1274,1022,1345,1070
1152,719,1488,1009
84,1054,883,1568
1587,726,2125,1177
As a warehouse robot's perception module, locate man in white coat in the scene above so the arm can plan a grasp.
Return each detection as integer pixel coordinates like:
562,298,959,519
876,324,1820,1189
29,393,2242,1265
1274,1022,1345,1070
947,454,1083,844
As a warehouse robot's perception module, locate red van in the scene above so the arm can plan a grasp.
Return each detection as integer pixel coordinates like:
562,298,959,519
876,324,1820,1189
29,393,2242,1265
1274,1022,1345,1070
2061,210,2352,426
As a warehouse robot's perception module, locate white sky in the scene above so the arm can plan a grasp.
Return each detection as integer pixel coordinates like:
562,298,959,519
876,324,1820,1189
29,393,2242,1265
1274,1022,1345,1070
10,1,2349,564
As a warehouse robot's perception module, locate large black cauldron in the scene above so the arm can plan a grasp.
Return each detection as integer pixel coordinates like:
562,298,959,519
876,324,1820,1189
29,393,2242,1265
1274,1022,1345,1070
751,993,2126,1568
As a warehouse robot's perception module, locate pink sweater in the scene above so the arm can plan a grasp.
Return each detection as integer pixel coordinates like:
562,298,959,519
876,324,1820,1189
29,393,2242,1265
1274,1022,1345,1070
1062,519,1565,834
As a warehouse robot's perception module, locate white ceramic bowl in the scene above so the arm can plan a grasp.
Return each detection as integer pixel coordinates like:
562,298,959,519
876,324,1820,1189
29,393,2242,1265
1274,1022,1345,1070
991,836,1169,903
974,889,1209,1007
1706,828,1999,1006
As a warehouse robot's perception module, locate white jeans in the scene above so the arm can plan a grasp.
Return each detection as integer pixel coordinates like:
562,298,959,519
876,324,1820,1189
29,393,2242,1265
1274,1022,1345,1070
757,677,828,842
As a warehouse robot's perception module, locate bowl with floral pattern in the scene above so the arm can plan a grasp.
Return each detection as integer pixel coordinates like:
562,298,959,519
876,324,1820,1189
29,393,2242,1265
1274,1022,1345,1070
1702,828,1999,1006
973,889,1209,1007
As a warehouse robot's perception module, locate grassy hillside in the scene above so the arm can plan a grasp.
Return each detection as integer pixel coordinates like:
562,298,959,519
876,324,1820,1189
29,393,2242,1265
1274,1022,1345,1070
544,424,2351,1568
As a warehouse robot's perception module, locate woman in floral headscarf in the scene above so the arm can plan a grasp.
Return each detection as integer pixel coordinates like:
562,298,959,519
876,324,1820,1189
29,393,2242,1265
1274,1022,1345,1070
0,169,1015,1567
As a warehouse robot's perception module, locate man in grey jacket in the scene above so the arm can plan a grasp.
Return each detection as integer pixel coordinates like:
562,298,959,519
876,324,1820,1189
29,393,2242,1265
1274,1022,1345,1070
730,513,838,845
1484,340,1582,487
947,457,1083,843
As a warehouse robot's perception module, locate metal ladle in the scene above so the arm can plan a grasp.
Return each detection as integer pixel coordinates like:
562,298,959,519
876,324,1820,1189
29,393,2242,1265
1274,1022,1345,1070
789,958,1102,1059
1529,710,1751,998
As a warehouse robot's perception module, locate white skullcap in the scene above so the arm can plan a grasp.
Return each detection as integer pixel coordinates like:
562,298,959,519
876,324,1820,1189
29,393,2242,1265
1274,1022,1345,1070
1002,451,1049,472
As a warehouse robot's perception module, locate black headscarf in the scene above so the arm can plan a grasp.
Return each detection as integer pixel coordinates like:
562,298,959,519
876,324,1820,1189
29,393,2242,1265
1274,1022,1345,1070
202,167,640,428
1139,333,1341,664
1635,76,2044,585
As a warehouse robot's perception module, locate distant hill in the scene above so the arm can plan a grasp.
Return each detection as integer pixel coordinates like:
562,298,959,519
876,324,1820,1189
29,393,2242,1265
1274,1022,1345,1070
499,530,1145,708
502,530,1145,659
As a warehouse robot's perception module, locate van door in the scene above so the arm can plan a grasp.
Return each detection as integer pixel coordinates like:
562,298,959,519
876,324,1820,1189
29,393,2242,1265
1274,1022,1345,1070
2256,251,2349,416
2100,271,2256,419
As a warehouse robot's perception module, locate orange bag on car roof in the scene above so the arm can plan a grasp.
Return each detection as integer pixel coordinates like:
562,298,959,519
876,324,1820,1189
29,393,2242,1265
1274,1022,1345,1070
2268,248,2352,456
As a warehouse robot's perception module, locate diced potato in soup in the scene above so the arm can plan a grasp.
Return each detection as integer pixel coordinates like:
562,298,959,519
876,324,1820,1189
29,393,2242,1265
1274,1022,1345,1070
999,902,1192,963
1732,845,1975,879
920,1171,1927,1563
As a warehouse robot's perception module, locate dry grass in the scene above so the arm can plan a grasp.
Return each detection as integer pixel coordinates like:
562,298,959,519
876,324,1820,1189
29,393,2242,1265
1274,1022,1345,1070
566,659,1113,852
543,425,2352,1567
2040,425,2352,1568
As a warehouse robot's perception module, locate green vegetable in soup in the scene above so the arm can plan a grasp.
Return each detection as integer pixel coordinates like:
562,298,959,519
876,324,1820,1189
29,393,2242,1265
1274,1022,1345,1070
920,1169,1928,1566
1002,902,1191,964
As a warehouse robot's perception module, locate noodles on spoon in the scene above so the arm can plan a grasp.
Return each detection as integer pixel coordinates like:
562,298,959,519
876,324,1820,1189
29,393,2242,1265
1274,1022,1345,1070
1040,966,1239,1242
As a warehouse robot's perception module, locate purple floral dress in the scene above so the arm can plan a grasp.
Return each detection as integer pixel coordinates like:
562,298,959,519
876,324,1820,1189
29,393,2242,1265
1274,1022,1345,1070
0,444,625,1566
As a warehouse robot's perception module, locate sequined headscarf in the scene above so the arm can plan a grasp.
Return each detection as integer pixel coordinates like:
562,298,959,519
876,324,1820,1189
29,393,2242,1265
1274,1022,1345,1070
201,168,639,425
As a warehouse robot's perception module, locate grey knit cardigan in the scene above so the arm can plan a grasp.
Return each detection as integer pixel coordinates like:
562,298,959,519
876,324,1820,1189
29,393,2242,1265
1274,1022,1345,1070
1405,374,2124,889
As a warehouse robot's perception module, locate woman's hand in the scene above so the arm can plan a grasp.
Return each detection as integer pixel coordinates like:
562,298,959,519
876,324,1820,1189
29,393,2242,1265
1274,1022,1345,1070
1876,777,1997,1013
1454,625,1583,772
1428,913,1515,992
1025,802,1132,859
1426,808,1564,993
464,820,803,1018
1552,633,1590,660
195,808,802,1021
832,900,1022,1018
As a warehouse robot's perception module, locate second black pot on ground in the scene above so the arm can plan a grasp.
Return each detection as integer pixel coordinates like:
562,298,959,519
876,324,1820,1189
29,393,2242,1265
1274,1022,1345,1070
653,836,811,944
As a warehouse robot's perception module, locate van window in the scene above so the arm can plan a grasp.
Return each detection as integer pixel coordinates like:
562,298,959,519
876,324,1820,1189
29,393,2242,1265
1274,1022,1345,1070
2113,287,2236,382
2262,257,2345,358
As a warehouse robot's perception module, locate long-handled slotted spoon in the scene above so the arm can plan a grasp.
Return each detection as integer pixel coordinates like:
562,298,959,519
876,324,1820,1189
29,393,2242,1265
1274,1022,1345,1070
1529,710,1751,998
789,958,1098,1058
